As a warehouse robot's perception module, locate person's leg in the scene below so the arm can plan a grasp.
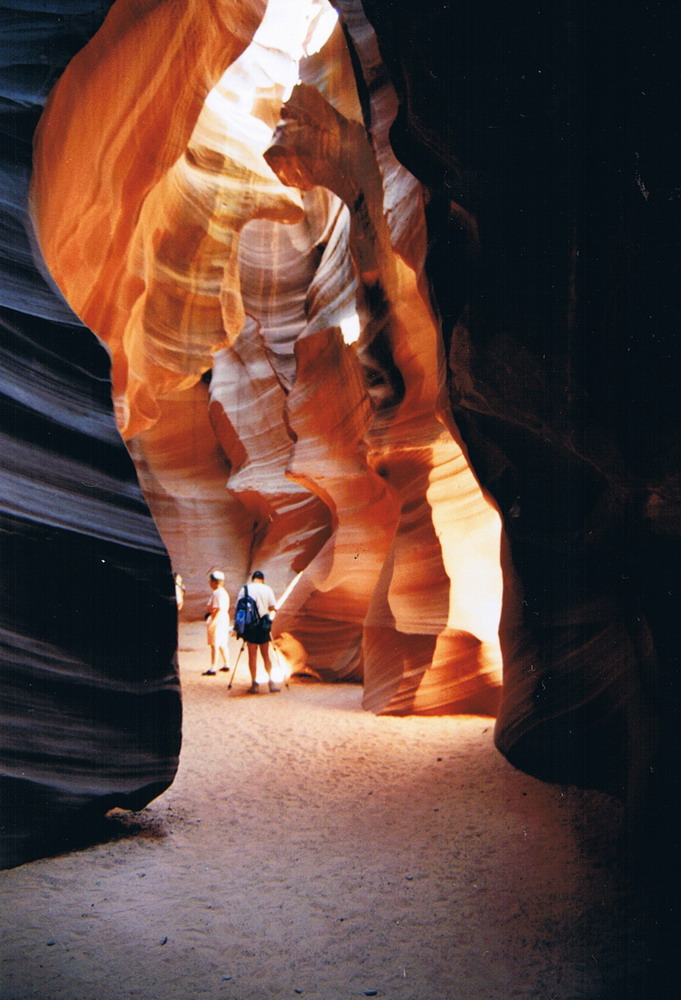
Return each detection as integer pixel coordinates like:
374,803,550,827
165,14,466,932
218,642,229,670
261,642,279,692
203,644,217,675
247,642,259,692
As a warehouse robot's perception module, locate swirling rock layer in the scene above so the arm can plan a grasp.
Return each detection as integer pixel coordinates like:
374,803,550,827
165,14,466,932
356,5,681,983
31,0,505,722
0,0,182,868
5,9,679,952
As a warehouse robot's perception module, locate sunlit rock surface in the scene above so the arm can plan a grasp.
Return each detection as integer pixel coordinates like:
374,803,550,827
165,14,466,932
208,321,334,605
31,0,505,720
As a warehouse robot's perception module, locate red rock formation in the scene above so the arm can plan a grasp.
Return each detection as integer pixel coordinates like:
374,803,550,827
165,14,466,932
276,327,401,682
265,80,503,713
31,0,299,440
31,0,504,716
6,6,679,989
127,382,256,619
209,325,334,598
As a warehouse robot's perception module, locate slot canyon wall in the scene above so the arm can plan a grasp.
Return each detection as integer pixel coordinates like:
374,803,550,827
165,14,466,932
0,0,197,869
29,0,506,722
358,0,681,860
0,1,678,944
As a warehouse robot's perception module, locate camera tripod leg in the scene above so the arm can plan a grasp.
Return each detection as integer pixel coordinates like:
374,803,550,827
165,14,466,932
227,640,246,690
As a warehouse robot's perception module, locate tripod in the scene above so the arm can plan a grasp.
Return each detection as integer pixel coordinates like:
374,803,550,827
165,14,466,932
227,638,247,690
226,635,289,690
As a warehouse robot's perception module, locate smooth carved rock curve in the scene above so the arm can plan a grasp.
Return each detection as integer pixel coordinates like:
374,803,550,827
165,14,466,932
264,79,504,713
1,0,192,868
29,0,505,722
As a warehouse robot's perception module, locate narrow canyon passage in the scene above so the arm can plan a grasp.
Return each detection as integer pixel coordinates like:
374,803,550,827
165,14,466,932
0,624,637,1000
1,2,677,995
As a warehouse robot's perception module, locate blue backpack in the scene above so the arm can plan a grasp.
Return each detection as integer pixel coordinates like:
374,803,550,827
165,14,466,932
234,585,259,638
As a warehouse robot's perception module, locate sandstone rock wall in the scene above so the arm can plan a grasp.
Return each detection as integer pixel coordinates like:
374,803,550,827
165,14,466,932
0,0,182,868
356,3,681,957
30,0,505,718
4,2,677,923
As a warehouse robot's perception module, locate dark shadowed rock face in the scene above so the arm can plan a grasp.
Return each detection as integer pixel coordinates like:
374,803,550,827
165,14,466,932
359,0,680,989
0,1,181,869
359,0,681,798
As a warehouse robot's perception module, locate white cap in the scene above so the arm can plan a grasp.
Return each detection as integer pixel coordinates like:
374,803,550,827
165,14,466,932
210,570,225,581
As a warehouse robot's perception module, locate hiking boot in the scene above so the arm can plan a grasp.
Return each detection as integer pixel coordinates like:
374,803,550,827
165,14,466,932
247,682,260,694
268,681,280,693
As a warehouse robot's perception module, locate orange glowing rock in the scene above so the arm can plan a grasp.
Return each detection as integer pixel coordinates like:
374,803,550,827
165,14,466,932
209,324,334,596
31,0,505,715
265,81,504,713
274,327,402,682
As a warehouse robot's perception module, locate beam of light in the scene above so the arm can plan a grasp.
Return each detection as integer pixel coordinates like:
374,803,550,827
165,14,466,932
340,312,361,345
274,571,303,610
205,0,338,122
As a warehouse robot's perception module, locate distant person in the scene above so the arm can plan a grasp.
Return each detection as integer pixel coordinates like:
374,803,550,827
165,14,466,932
203,570,230,676
238,570,278,693
174,573,185,612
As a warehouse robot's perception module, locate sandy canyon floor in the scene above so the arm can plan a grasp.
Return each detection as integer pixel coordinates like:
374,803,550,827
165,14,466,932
1,622,643,999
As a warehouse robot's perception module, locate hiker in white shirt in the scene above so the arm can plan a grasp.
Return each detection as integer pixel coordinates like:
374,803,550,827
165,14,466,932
203,570,230,676
237,570,277,694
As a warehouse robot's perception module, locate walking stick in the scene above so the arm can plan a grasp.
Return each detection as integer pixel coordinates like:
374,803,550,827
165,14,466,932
227,639,247,690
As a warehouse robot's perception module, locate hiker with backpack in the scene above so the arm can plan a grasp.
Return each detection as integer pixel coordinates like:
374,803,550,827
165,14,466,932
234,570,278,694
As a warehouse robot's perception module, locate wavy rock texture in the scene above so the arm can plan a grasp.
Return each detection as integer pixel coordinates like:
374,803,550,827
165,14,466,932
208,322,334,602
30,0,505,720
264,76,504,713
8,10,677,958
126,382,258,620
0,0,184,869
357,0,681,772
276,327,401,682
355,5,681,985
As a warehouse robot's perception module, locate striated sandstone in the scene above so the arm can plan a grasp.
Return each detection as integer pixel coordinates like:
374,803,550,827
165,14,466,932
1,0,184,869
8,6,676,938
31,0,505,720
